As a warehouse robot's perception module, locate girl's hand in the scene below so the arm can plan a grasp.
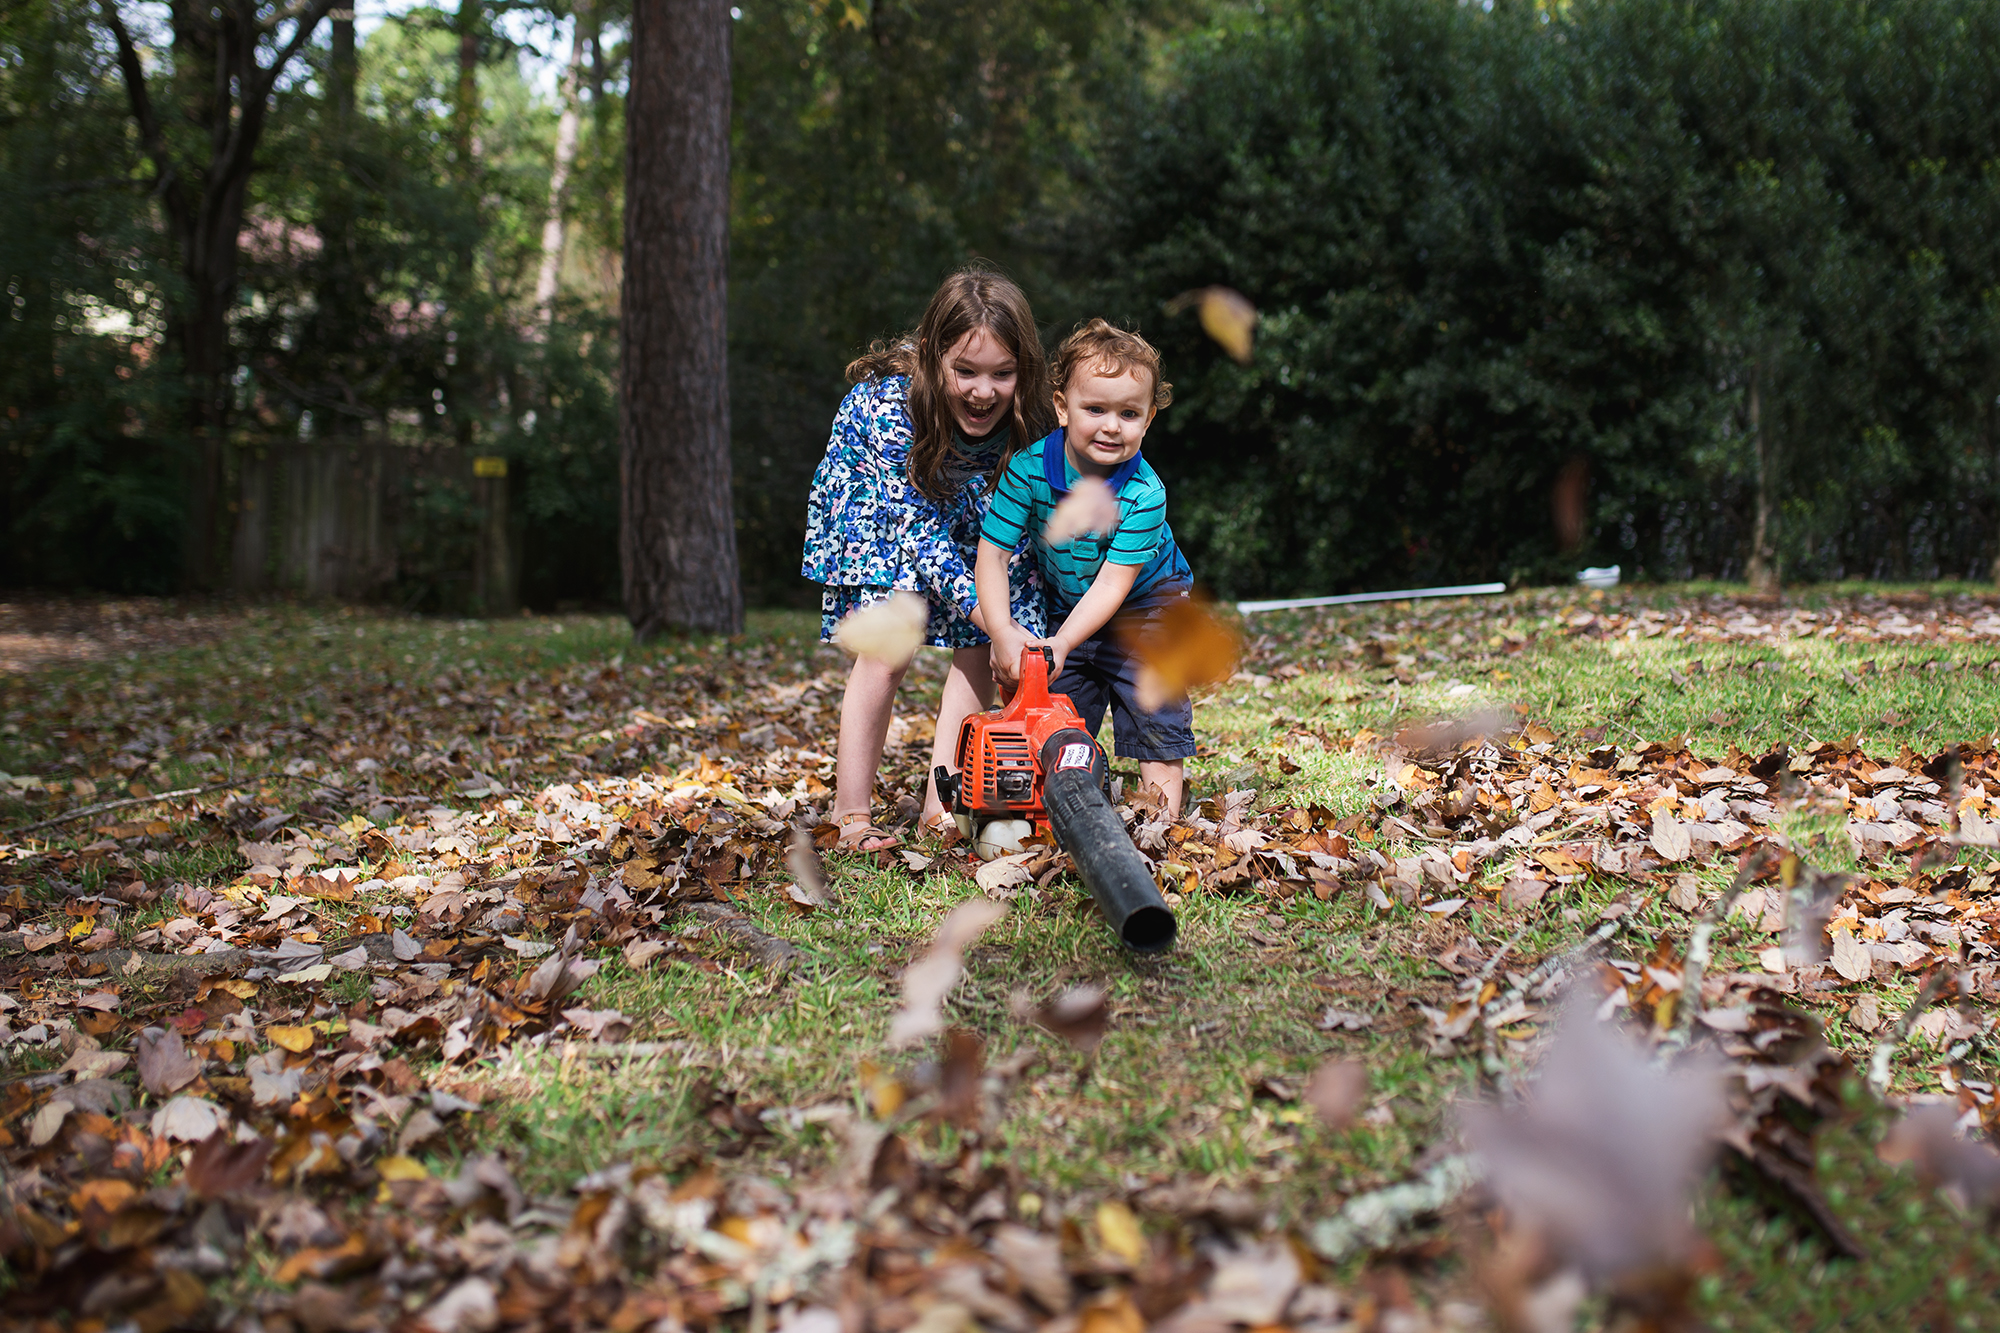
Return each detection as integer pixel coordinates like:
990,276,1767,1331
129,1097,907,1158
989,623,1029,691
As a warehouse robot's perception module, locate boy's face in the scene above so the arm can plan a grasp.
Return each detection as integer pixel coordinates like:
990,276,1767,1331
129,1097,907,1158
1054,365,1156,477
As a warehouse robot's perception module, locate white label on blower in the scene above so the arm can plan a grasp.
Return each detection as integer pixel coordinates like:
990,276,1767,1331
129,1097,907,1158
1056,743,1095,771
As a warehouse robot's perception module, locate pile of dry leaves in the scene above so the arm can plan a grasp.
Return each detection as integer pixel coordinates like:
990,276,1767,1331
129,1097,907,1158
0,595,1996,1330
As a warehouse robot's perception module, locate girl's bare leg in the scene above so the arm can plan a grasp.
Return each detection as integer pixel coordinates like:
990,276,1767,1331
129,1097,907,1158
833,654,907,836
923,645,997,822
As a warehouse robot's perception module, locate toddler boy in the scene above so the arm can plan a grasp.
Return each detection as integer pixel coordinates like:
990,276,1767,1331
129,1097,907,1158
974,319,1194,815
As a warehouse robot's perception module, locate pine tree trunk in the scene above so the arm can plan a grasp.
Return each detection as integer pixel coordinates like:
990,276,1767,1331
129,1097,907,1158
1745,366,1780,593
620,0,741,638
533,6,589,327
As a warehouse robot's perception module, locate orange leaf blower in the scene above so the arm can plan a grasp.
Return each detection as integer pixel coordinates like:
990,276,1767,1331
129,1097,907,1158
934,647,1178,952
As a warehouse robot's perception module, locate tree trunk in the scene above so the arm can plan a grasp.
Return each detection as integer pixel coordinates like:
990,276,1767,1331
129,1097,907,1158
534,6,589,327
620,0,741,638
1745,366,1780,593
98,0,330,590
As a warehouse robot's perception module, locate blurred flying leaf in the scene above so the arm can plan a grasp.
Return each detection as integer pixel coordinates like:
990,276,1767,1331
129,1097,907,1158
1459,1006,1723,1294
887,897,1008,1047
185,1129,273,1199
1013,984,1110,1055
1125,597,1242,712
788,824,831,906
1304,1058,1368,1131
1551,456,1590,551
1168,286,1257,364
833,591,927,667
1044,476,1123,546
1878,1104,2000,1213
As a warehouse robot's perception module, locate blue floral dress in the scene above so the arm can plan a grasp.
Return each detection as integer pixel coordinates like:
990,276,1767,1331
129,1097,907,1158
803,375,1044,648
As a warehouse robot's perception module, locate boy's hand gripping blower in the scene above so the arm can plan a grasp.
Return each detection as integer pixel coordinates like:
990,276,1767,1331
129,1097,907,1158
934,647,1178,952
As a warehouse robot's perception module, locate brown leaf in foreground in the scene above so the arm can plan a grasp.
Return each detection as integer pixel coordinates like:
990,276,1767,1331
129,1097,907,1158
1878,1104,2000,1213
133,1026,203,1097
787,824,831,906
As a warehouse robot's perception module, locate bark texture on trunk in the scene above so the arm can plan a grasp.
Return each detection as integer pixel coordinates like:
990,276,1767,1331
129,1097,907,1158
620,0,741,638
534,7,589,326
1745,367,1780,593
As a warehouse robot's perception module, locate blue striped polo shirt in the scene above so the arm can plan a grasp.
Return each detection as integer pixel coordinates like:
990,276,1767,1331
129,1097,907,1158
980,430,1191,615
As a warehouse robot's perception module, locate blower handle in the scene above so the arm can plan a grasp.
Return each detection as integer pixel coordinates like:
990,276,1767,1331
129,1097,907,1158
1016,643,1055,704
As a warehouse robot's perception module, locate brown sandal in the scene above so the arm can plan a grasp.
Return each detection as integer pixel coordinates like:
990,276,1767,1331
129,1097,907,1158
835,812,902,852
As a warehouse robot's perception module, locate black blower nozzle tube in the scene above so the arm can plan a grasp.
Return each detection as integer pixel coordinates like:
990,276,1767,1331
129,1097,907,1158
1038,730,1178,952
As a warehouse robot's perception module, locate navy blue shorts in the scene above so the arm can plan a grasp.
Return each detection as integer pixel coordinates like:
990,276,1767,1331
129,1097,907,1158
1050,584,1197,764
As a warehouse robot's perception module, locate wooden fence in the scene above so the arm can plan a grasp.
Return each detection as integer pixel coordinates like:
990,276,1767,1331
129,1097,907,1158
230,439,516,610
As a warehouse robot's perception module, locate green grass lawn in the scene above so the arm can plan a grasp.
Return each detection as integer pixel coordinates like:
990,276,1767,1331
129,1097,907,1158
3,584,1998,1327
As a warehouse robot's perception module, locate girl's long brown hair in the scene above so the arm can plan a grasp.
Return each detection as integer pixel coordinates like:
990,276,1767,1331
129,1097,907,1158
846,267,1053,502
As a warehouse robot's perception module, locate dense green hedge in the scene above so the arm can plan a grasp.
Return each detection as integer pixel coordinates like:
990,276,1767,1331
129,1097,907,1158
1079,0,2000,595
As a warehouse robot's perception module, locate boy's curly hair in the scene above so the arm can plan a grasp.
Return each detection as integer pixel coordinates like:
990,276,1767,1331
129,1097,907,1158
1052,319,1173,410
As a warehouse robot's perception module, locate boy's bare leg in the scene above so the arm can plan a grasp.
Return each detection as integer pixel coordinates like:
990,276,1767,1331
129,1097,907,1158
833,654,907,844
924,645,996,822
1139,760,1184,820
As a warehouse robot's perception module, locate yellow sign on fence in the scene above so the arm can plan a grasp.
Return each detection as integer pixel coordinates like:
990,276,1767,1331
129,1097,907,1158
472,456,508,478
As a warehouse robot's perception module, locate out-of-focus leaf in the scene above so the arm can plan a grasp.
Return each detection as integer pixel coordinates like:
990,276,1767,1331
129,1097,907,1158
185,1129,272,1198
134,1026,204,1096
1304,1058,1368,1130
1044,476,1123,546
887,897,1007,1047
1093,1200,1145,1265
1126,598,1241,712
833,591,927,667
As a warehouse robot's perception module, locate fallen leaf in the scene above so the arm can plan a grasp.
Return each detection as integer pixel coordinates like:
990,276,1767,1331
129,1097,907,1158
1847,992,1881,1033
377,1154,430,1182
623,938,669,969
268,1025,316,1053
1094,1199,1145,1265
1830,927,1871,983
420,1276,498,1333
501,934,555,957
887,897,1008,1047
29,1098,72,1147
1650,812,1693,863
135,1025,204,1096
151,1094,228,1142
974,851,1038,897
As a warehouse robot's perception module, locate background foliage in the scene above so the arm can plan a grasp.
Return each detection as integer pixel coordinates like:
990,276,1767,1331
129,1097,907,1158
4,0,2000,605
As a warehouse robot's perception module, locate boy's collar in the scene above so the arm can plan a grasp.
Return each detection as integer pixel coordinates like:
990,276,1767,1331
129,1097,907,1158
1042,428,1144,497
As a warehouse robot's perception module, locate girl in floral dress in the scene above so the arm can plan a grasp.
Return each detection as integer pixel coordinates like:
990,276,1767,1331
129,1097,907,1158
802,269,1052,850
